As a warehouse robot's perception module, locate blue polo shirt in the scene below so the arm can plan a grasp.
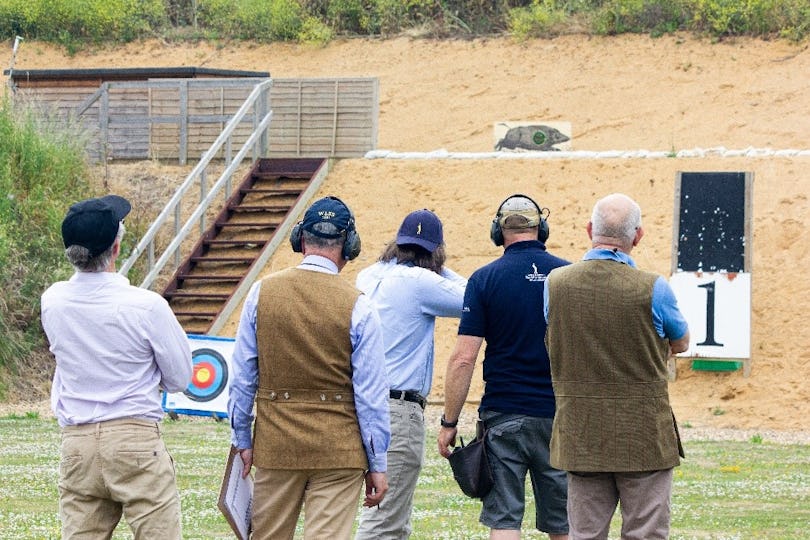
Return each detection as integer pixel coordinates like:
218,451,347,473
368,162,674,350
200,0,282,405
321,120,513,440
458,240,569,418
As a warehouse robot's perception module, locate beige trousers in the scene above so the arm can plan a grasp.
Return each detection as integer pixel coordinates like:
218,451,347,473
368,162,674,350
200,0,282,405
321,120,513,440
58,418,181,540
252,467,365,540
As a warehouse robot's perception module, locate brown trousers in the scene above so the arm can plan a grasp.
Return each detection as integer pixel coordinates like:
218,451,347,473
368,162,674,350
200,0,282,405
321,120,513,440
566,468,674,540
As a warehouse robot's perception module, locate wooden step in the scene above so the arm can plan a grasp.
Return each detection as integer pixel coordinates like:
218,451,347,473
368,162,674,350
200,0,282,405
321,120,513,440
190,256,255,264
176,274,243,283
239,187,303,196
215,222,279,229
230,204,290,212
165,291,231,300
203,239,267,247
173,309,219,316
252,171,312,180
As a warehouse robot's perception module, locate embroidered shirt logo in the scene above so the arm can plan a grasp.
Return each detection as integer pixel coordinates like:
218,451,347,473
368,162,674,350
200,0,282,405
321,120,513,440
525,263,547,282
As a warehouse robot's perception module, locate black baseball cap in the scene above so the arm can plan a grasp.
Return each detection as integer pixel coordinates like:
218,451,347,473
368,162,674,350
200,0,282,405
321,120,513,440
61,195,131,257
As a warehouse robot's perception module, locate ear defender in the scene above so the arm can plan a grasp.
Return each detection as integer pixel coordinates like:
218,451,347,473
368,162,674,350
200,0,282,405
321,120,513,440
331,196,361,261
489,194,550,247
289,221,304,253
341,218,361,261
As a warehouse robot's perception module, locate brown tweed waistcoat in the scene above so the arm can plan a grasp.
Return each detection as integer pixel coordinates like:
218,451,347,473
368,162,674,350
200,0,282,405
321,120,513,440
545,259,682,472
253,267,367,470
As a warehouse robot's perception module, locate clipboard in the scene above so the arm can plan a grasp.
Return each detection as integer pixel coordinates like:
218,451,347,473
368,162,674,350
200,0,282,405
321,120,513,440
218,445,254,540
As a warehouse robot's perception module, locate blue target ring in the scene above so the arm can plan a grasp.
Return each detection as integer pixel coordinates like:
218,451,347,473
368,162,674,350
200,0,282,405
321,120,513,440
184,348,228,402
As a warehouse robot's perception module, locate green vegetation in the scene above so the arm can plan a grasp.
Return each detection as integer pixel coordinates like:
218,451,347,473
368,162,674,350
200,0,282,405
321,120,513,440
0,414,808,538
0,98,91,397
0,0,808,48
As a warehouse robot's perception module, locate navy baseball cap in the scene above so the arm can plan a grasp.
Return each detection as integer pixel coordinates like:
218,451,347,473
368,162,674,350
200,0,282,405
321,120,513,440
61,195,131,256
396,209,443,253
301,196,354,238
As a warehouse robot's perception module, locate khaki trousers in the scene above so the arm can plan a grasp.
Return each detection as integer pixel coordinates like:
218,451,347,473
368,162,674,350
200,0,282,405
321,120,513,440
355,398,424,540
566,468,674,540
252,467,365,540
59,418,181,540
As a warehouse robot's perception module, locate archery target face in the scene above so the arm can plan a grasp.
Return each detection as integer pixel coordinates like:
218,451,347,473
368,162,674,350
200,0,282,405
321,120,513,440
186,348,228,402
163,335,235,418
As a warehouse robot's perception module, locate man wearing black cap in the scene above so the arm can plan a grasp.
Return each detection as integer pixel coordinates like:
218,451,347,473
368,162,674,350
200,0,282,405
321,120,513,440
41,194,193,539
228,196,391,539
438,194,570,540
355,209,467,539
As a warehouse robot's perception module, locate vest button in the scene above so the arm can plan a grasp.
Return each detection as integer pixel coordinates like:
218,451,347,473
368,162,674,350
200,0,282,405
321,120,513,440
320,394,326,401
283,392,290,399
335,394,343,400
269,391,277,400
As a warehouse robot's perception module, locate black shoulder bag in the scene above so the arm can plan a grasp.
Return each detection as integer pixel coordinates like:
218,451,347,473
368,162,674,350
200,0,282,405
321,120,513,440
447,420,494,498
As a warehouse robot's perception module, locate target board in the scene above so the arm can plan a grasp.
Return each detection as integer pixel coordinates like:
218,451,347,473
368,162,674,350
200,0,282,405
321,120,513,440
670,172,753,376
493,121,572,152
162,334,235,418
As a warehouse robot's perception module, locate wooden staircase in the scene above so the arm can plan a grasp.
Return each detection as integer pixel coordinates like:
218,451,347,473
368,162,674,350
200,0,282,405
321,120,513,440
162,157,327,334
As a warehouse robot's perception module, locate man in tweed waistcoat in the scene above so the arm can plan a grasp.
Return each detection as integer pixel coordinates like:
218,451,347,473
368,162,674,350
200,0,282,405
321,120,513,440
544,193,690,540
228,196,391,539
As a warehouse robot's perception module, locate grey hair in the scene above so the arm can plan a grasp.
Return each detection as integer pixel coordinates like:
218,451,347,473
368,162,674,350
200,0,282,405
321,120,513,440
65,221,125,272
302,222,344,249
590,193,641,243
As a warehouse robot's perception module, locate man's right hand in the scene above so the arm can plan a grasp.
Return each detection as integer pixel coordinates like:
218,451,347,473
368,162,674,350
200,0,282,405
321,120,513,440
437,426,458,458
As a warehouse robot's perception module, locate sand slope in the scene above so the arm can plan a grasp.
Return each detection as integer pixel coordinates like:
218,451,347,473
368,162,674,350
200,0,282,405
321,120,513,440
11,35,810,432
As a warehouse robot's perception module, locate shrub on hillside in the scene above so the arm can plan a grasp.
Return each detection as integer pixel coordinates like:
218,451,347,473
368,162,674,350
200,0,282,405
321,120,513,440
0,0,166,46
0,98,90,388
197,0,304,41
0,0,808,44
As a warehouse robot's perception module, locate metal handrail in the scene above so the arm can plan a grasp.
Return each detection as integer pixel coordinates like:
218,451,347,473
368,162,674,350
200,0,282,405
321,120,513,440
118,79,273,288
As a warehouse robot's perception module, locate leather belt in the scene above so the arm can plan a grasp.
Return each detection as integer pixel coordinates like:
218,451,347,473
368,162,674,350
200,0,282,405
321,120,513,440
389,390,426,409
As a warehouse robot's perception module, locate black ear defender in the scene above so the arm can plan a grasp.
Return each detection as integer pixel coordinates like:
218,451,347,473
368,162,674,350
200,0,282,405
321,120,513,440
489,193,550,247
289,221,305,253
289,196,362,261
339,200,362,261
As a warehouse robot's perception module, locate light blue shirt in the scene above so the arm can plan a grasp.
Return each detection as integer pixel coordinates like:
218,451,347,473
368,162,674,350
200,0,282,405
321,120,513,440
543,248,689,340
356,260,467,397
228,255,390,472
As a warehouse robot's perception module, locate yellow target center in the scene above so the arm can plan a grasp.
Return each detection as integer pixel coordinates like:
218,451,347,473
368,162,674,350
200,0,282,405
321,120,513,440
196,367,212,384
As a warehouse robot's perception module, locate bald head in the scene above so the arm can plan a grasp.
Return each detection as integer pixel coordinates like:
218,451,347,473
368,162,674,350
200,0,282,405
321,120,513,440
589,193,643,251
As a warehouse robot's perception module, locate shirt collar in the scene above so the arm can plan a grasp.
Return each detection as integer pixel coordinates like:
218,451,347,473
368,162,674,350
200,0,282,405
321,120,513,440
582,247,637,268
298,254,339,274
69,271,130,284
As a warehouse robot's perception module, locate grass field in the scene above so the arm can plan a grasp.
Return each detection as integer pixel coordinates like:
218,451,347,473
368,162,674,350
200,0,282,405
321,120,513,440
1,413,808,539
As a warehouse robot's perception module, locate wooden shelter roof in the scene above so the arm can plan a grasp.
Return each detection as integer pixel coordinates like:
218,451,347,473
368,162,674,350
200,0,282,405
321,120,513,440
5,66,270,87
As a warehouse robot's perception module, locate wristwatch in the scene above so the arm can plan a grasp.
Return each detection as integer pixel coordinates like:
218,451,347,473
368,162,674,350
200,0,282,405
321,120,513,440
440,414,458,428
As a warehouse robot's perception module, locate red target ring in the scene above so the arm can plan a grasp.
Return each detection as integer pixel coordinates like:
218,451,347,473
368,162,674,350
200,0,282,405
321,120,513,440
193,361,217,389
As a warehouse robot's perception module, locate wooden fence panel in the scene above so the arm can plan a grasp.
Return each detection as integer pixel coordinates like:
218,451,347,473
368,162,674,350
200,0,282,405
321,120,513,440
13,77,378,162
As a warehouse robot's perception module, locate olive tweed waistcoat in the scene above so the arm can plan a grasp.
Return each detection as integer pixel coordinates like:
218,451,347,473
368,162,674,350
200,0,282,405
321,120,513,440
253,268,367,470
545,259,682,472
